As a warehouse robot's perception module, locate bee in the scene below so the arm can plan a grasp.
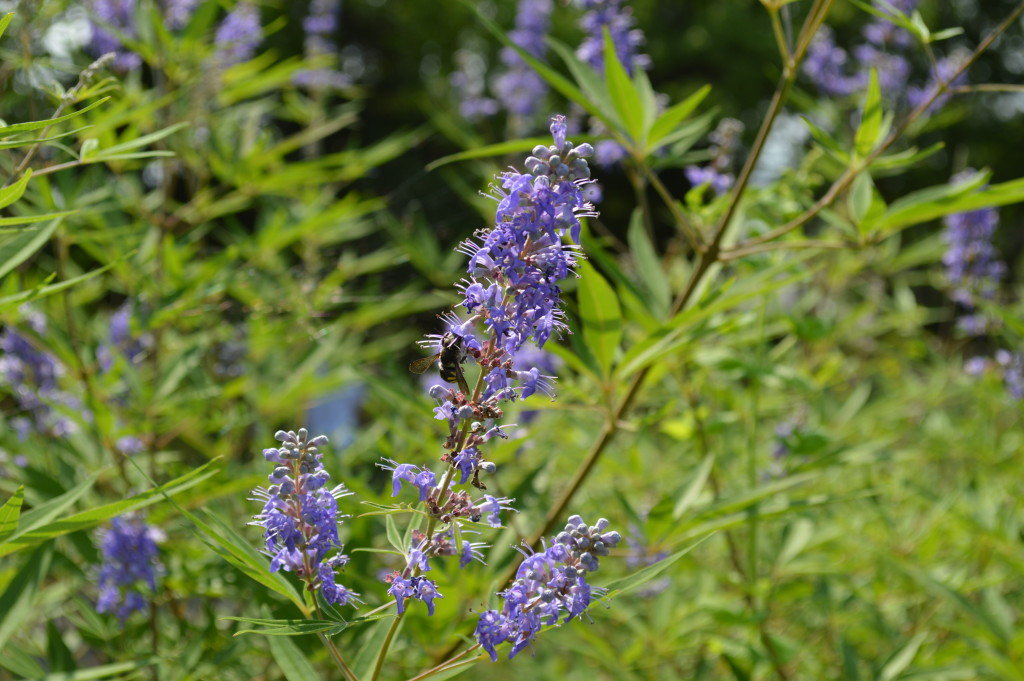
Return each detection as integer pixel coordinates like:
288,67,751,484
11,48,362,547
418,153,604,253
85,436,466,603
409,332,470,394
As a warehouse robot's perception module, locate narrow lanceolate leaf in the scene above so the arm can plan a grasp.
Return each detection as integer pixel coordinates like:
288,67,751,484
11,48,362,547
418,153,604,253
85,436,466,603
878,632,928,681
603,28,643,147
0,97,109,138
0,461,218,558
0,217,61,281
0,13,13,41
0,168,32,211
189,510,307,612
648,84,711,151
854,68,884,158
267,634,319,681
0,486,24,541
224,617,348,637
577,261,623,378
873,175,1024,234
0,545,53,653
601,536,711,597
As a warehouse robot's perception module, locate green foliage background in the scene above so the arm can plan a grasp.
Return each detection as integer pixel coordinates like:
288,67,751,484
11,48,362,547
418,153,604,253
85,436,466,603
0,1,1022,680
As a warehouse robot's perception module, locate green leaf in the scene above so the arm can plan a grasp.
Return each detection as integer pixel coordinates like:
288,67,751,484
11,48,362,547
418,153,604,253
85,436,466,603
267,634,319,681
0,260,116,313
0,461,218,558
21,659,157,680
604,28,643,146
91,121,189,159
224,617,348,637
602,536,710,596
0,486,24,541
577,261,623,378
878,632,928,681
0,13,13,41
890,558,1009,646
0,98,109,137
800,115,849,163
849,171,874,229
627,210,670,317
0,217,61,281
0,168,32,210
385,513,405,553
0,545,53,652
0,210,76,229
873,173,1024,234
648,85,711,152
425,136,549,172
855,69,884,158
11,477,95,540
672,454,715,520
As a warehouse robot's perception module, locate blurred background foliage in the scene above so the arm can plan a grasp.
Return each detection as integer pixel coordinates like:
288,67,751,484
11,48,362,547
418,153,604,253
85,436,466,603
0,0,1022,680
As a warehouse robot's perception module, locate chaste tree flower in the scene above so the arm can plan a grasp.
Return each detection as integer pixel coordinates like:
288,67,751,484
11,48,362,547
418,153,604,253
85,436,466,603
96,514,163,621
493,0,553,119
474,515,621,660
378,115,597,617
942,170,1006,336
214,1,262,67
293,0,351,90
251,429,359,606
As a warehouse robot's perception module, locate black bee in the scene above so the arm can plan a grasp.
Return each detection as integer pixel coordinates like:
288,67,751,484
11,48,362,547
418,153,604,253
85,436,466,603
409,332,470,394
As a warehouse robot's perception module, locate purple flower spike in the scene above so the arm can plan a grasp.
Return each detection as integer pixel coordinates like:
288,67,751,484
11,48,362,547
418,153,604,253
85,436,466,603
96,514,162,621
250,429,357,607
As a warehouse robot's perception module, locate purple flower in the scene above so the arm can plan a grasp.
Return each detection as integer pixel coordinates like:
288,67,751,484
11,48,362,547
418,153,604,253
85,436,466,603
908,50,968,113
803,27,861,97
214,2,261,67
164,0,201,29
293,0,351,90
96,515,162,620
377,459,437,499
98,304,153,372
87,0,142,71
475,515,621,660
493,0,553,117
451,50,499,121
685,165,733,196
0,312,81,438
575,0,650,76
385,574,443,615
941,170,1005,335
250,429,358,606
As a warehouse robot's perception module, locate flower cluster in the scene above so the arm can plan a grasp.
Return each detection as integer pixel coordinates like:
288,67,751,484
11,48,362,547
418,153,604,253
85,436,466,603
451,49,500,122
475,515,621,660
493,0,553,119
87,0,142,71
98,304,153,372
214,2,262,67
966,350,1023,401
572,0,650,167
96,514,163,620
293,0,351,90
942,171,1006,336
685,117,743,197
88,0,201,69
624,523,669,598
803,1,967,111
0,310,81,439
803,1,917,98
251,429,358,606
575,0,650,76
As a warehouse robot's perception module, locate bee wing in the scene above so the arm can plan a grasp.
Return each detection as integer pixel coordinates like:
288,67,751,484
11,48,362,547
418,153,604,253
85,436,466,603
408,355,439,374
